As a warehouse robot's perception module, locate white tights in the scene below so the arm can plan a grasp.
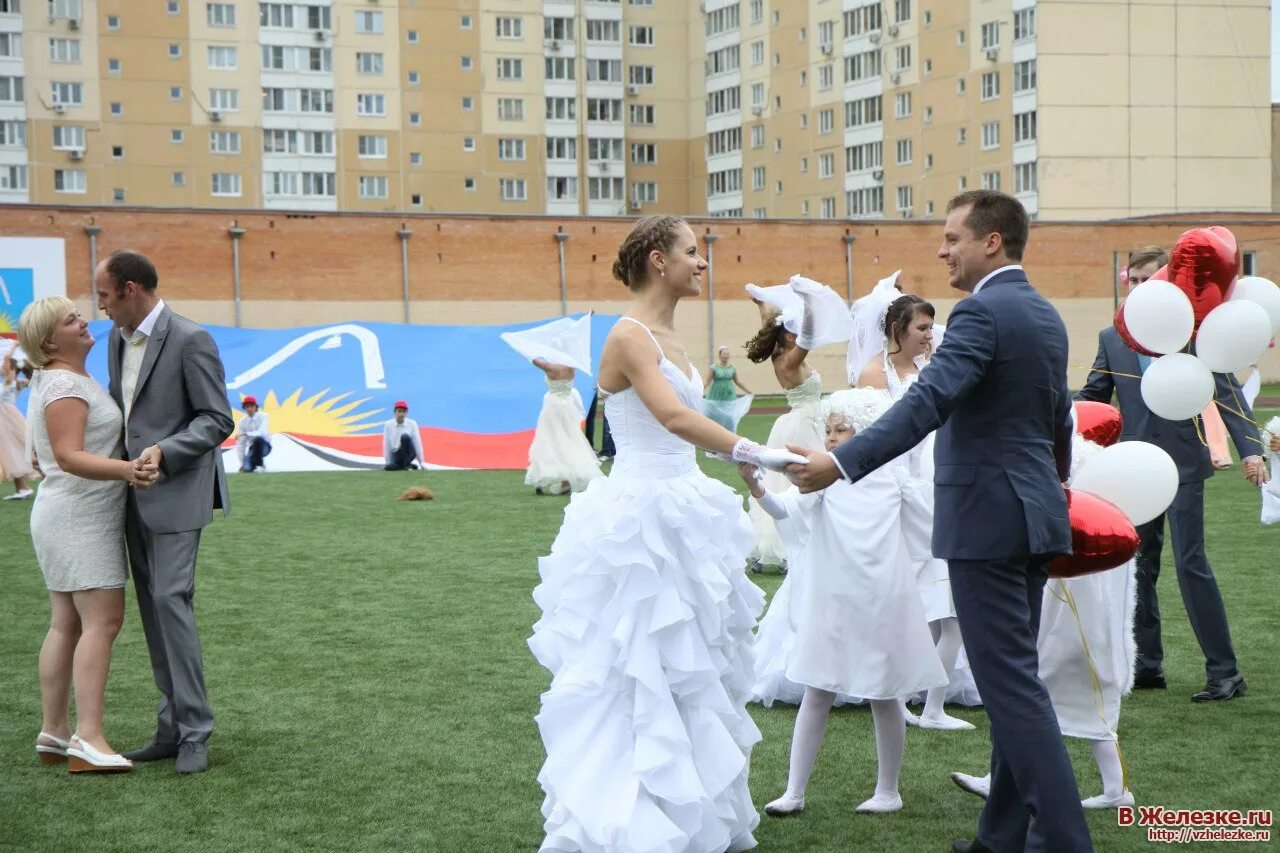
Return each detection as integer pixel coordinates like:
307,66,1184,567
783,687,905,799
1090,738,1126,796
922,617,964,719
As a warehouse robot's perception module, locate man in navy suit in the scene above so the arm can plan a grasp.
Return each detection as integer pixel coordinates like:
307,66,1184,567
787,190,1092,852
1076,247,1269,702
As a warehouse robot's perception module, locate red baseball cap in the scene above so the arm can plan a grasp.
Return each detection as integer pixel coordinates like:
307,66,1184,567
394,400,409,411
243,396,257,407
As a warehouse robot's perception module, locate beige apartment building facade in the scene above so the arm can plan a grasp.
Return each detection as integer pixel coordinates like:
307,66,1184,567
0,0,1270,219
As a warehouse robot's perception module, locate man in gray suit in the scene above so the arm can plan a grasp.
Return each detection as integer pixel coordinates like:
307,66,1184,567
1077,246,1269,703
95,249,234,774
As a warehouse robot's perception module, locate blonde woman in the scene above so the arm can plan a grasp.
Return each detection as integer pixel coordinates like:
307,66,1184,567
19,296,156,773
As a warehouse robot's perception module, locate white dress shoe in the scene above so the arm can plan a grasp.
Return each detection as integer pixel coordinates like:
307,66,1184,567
951,771,990,799
918,713,977,731
763,792,806,816
3,489,33,501
67,735,132,773
855,791,903,813
1082,790,1135,809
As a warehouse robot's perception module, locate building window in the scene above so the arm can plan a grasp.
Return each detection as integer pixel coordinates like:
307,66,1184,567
409,152,422,166
209,88,238,111
589,177,625,201
895,138,912,165
896,185,913,211
981,21,1000,50
630,143,656,164
844,140,882,172
844,95,883,128
546,97,577,120
463,137,475,151
109,102,123,116
587,138,623,161
751,125,764,148
895,44,911,71
547,176,577,201
0,120,25,147
629,104,655,125
207,2,235,27
629,65,655,86
54,168,86,193
207,45,236,68
409,112,421,125
895,92,911,118
820,197,836,218
460,15,471,29
106,15,120,29
982,170,1001,190
496,16,522,39
981,71,999,100
846,187,883,217
844,49,881,83
49,38,81,63
1015,162,1037,194
51,125,85,149
818,108,834,134
842,3,881,36
586,98,622,122
893,0,911,24
925,59,932,73
545,56,575,81
410,194,422,206
357,52,383,75
499,178,527,202
172,171,185,187
957,29,966,45
301,172,336,197
1241,251,1258,276
752,166,765,190
355,10,383,34
1014,110,1037,142
259,3,292,26
818,153,835,178
498,98,524,121
632,181,657,204
496,57,523,80
629,25,654,46
1014,8,1036,41
211,173,241,196
356,93,386,116
169,85,182,100
586,20,620,42
586,59,623,83
799,157,808,173
407,71,419,85
545,16,573,40
546,137,577,160
407,30,419,44
358,175,389,199
1014,59,1037,93
801,200,810,216
210,130,240,154
751,41,764,66
107,58,121,74
958,176,967,191
307,5,330,28
957,127,967,144
818,64,834,90
498,138,526,161
981,121,1000,150
926,154,933,169
750,0,763,24
171,129,184,143
957,77,966,95
704,4,740,37
167,0,179,13
357,135,387,158
111,144,124,159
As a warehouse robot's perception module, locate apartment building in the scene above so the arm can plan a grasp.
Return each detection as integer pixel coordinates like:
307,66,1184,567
0,0,1270,219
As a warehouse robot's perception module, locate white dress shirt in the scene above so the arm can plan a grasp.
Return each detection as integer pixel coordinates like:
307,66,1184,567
120,299,166,423
971,264,1024,295
236,411,272,465
383,417,425,464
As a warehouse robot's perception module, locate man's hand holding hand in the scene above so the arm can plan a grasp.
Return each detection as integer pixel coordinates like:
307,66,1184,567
785,444,842,493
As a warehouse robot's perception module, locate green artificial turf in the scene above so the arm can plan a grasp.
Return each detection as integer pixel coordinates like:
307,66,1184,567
1,409,1276,852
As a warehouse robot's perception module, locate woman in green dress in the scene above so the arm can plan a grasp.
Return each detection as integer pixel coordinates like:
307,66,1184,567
702,346,753,430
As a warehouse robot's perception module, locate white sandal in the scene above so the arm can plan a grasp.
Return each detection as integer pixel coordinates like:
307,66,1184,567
35,731,70,765
67,735,132,773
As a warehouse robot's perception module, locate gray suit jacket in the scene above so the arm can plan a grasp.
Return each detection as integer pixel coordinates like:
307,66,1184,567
108,306,234,533
1074,327,1259,484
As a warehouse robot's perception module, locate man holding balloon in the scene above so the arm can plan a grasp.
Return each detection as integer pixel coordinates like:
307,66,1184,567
1077,239,1274,703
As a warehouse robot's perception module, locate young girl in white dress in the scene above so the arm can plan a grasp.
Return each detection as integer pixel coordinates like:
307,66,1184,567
854,292,979,729
529,216,806,853
951,434,1139,810
525,358,603,495
0,343,36,500
743,302,822,571
744,388,947,816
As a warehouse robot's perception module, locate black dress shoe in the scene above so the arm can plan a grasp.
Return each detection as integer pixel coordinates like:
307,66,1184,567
175,742,208,774
953,840,991,853
1133,672,1167,690
122,740,179,762
1192,674,1246,702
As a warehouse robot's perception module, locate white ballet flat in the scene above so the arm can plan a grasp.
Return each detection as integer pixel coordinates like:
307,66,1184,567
3,489,33,501
855,791,903,813
35,731,70,764
67,735,132,773
950,771,990,800
917,713,977,731
1082,790,1135,809
763,793,806,816
902,704,922,727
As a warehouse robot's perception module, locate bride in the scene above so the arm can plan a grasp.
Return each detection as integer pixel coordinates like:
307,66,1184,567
529,215,804,853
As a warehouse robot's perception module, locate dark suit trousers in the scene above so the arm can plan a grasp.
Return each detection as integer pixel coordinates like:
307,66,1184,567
949,557,1092,853
125,491,214,745
1134,479,1238,681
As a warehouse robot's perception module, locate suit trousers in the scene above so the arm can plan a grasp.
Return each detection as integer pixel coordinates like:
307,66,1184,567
1134,479,1239,681
125,491,214,745
949,557,1093,853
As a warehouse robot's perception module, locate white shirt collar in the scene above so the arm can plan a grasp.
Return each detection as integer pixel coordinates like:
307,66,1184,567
972,265,1023,294
121,298,166,342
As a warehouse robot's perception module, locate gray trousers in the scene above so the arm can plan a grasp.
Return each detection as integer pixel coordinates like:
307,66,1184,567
125,493,214,745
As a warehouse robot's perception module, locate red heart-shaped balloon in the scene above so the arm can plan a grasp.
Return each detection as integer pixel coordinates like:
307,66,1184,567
1050,490,1140,579
1159,227,1239,329
1073,401,1123,447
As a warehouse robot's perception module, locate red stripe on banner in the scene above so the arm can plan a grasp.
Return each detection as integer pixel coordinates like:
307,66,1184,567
222,428,534,470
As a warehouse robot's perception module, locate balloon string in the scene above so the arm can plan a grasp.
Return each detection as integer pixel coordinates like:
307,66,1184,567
1219,380,1268,450
1070,365,1142,380
1049,580,1130,790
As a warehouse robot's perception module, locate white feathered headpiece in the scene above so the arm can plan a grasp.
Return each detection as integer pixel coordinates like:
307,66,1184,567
821,387,894,433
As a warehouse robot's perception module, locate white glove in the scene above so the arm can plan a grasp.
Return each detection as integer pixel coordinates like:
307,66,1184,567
715,438,808,472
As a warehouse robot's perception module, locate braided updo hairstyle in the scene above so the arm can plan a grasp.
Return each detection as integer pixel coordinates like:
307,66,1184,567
612,215,687,289
884,294,935,356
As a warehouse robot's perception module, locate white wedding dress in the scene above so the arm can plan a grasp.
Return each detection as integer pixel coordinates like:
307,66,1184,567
525,377,604,492
748,371,823,565
530,318,763,853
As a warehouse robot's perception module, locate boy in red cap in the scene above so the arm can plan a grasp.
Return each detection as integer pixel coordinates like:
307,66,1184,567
235,395,272,473
383,400,424,471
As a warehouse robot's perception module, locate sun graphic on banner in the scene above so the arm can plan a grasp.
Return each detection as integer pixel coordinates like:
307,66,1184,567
233,388,384,437
0,311,16,333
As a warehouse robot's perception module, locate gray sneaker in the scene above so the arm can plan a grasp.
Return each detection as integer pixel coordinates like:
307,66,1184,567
175,742,208,774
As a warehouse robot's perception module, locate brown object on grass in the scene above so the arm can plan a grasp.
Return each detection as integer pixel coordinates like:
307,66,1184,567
398,486,434,501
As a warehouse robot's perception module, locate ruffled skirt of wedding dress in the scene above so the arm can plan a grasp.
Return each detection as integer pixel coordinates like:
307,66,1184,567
530,466,764,853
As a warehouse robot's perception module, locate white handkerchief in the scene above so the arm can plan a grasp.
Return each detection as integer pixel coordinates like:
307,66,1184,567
500,314,594,374
745,282,803,334
789,274,854,350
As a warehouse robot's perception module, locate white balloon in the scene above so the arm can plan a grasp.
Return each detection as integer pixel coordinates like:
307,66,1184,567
1073,441,1178,526
1226,275,1280,334
1195,301,1273,373
1140,353,1214,421
1121,280,1195,354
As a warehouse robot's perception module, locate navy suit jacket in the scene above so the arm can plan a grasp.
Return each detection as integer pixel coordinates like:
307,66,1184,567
1074,327,1259,484
833,269,1074,561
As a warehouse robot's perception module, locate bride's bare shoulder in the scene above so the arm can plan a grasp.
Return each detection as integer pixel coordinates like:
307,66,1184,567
855,356,888,390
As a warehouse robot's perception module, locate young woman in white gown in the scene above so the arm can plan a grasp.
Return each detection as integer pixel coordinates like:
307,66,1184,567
951,435,1139,810
854,292,979,729
0,343,36,500
529,215,805,853
744,388,947,816
743,303,823,571
525,358,603,495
